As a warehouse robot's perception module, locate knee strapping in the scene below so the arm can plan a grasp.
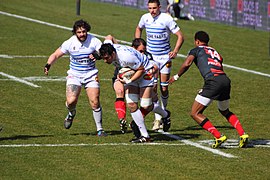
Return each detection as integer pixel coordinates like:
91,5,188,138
125,94,139,103
160,81,169,87
140,98,152,107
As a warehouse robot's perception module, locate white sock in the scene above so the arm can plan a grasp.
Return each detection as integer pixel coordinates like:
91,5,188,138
93,107,103,131
131,109,149,138
153,101,168,118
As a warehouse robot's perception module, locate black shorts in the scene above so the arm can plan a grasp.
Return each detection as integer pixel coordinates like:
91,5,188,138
199,75,231,101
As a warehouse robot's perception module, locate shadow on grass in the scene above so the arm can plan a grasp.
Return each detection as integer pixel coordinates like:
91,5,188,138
0,134,54,141
70,130,134,136
182,125,234,131
151,133,201,141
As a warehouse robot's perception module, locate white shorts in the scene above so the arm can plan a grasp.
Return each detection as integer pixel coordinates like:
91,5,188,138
127,72,154,88
195,94,230,111
152,54,172,74
66,69,100,88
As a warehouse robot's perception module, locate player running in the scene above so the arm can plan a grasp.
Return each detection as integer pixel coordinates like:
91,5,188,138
135,0,184,131
44,19,107,136
168,31,249,148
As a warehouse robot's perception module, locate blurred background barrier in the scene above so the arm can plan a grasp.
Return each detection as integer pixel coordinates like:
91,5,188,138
88,0,270,31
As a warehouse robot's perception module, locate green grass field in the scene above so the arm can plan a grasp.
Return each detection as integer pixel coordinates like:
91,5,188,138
0,0,270,179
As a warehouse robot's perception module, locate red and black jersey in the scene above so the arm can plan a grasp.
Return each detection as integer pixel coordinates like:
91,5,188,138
189,45,225,79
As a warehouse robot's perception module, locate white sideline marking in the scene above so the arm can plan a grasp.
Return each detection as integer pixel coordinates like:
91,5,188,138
160,131,237,158
0,143,185,148
0,54,69,59
0,72,40,88
0,11,269,78
198,139,270,148
0,76,111,82
0,55,47,59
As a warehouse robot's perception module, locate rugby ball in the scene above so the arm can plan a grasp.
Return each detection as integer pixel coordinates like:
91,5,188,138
118,67,136,80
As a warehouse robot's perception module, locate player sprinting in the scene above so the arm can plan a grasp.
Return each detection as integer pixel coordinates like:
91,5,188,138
168,31,249,148
99,39,170,143
44,19,107,136
135,0,184,131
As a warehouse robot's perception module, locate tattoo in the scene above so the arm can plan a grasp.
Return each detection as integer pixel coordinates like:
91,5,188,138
66,84,80,96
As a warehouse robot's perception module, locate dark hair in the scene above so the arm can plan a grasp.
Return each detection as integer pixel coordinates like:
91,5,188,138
148,0,160,6
72,19,91,34
99,43,116,57
194,31,209,44
131,38,147,49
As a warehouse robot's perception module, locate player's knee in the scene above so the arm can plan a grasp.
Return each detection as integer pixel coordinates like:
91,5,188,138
140,98,152,108
115,89,124,98
89,99,100,109
160,82,169,94
190,110,198,120
125,94,139,112
127,102,138,112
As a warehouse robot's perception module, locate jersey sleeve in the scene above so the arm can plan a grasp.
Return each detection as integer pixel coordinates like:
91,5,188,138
166,15,180,34
93,37,102,51
188,47,198,57
60,39,71,54
138,14,147,29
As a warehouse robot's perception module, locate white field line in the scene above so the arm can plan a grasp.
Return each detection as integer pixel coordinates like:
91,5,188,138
159,131,237,158
0,139,269,148
0,76,111,82
0,10,269,78
0,55,69,59
0,72,40,88
0,143,185,148
198,139,270,148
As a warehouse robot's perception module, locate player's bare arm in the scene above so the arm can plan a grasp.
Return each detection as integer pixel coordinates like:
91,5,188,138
134,26,143,38
169,31,184,59
168,55,194,84
44,48,64,75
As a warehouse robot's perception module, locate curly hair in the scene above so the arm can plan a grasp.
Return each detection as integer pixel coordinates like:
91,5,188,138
99,43,116,58
72,19,91,34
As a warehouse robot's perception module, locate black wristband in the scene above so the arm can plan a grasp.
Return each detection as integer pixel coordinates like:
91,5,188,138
92,51,101,60
44,63,51,71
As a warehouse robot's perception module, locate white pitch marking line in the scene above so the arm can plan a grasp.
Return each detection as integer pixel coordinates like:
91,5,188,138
0,11,269,78
0,54,69,59
198,139,270,148
0,143,185,148
160,131,237,158
0,72,40,88
0,76,112,82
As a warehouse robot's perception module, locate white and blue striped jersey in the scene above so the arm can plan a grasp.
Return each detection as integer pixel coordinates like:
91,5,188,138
112,44,153,71
60,34,102,74
138,13,180,56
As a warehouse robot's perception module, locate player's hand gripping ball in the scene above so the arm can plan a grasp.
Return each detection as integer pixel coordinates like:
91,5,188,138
118,67,136,81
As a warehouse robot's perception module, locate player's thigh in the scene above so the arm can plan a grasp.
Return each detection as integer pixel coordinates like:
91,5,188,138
86,87,100,108
140,86,153,99
191,100,207,116
114,80,125,98
160,73,170,82
125,85,139,95
66,84,82,104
